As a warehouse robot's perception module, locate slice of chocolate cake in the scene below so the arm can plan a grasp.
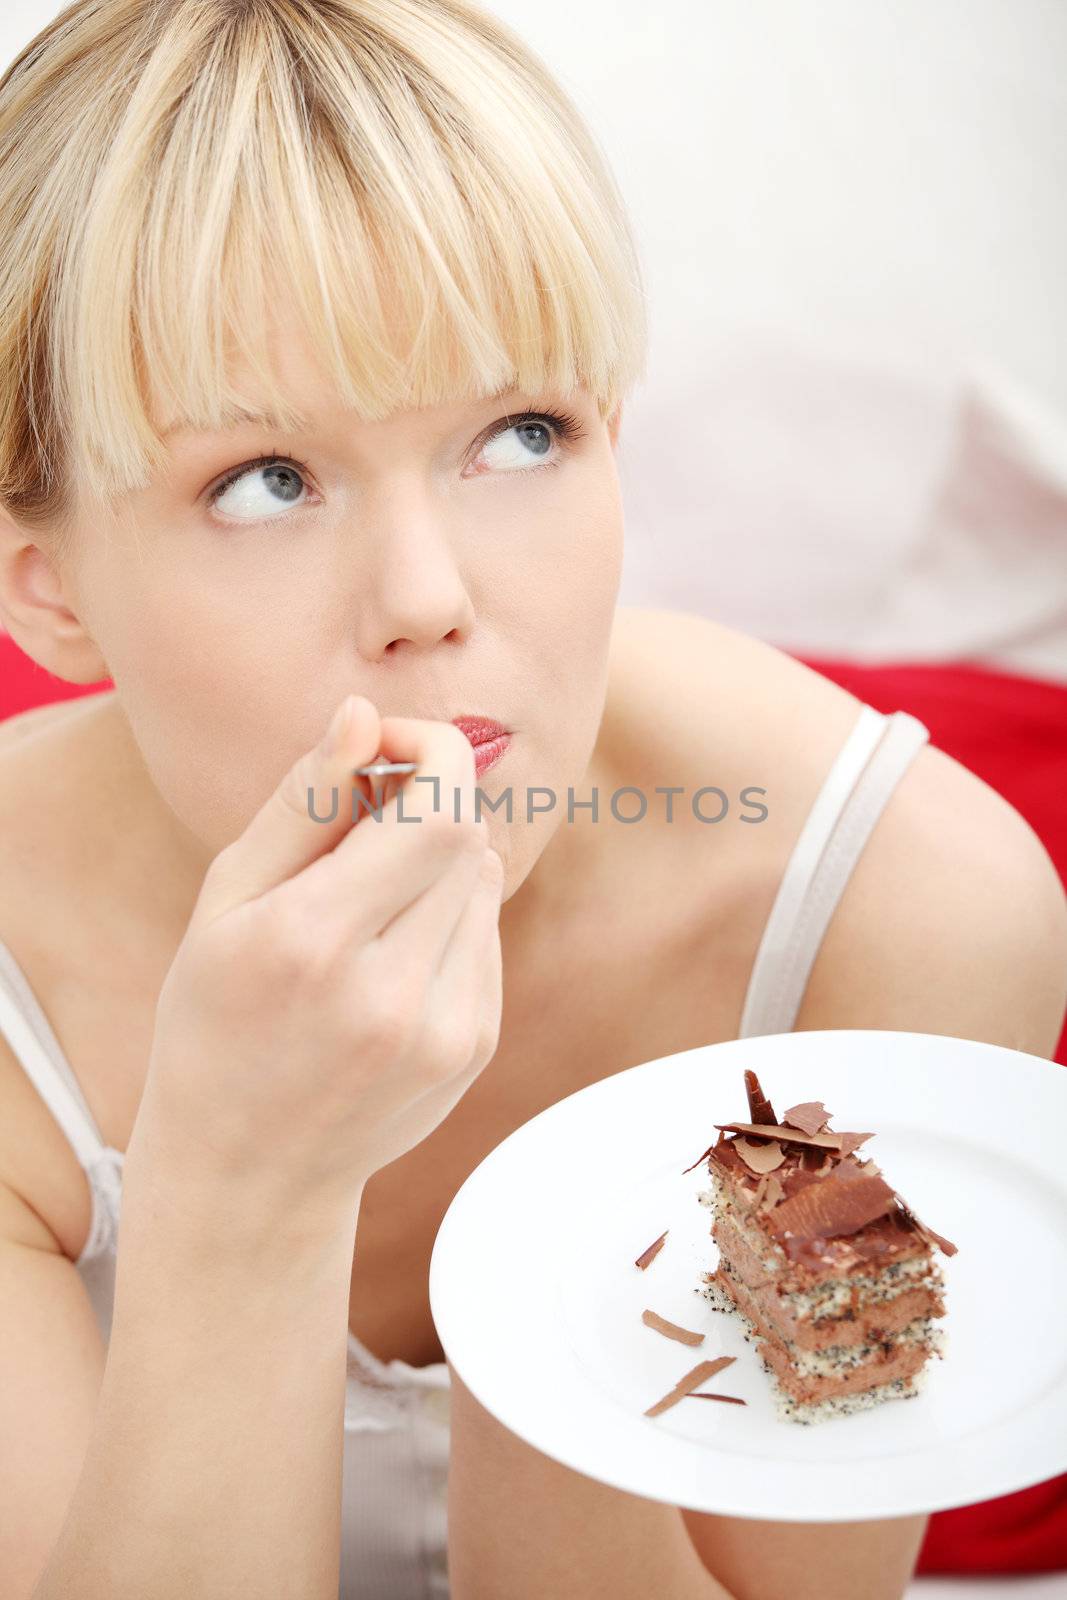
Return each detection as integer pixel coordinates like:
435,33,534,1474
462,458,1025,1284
686,1070,957,1424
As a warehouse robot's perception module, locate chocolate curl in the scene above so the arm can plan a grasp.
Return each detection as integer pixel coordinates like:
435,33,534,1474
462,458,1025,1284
681,1140,721,1175
644,1355,736,1418
686,1392,747,1406
733,1136,786,1174
735,1172,767,1213
838,1130,876,1157
634,1230,669,1270
767,1172,898,1257
744,1069,777,1126
781,1100,832,1136
894,1196,959,1257
642,1309,706,1347
716,1122,876,1159
715,1121,845,1150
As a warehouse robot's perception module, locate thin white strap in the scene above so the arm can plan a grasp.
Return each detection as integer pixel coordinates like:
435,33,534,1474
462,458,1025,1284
0,938,106,1167
738,708,930,1038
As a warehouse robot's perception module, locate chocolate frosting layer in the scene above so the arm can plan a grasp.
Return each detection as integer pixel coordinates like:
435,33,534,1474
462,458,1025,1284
699,1069,958,1272
764,1172,897,1261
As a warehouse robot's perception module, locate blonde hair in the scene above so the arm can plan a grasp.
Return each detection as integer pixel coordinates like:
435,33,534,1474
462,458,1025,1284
0,0,647,561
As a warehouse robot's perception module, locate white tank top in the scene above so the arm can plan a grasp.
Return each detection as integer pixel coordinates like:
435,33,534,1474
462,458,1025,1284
0,702,929,1599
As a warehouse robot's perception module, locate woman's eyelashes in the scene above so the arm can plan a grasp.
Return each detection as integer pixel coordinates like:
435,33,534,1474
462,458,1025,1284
206,452,312,524
204,409,587,526
467,408,585,478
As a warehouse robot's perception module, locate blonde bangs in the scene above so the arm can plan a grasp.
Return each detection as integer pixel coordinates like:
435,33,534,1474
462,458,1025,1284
0,0,647,549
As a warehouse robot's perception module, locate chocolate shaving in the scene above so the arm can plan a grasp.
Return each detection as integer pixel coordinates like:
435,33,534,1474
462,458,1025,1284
837,1130,876,1157
835,1158,877,1184
781,1099,832,1136
642,1309,705,1347
893,1195,958,1257
714,1121,844,1150
644,1356,736,1417
681,1141,719,1176
733,1136,786,1174
766,1171,898,1256
760,1173,784,1210
780,1166,823,1199
744,1069,777,1126
686,1392,747,1405
800,1143,833,1172
634,1230,669,1270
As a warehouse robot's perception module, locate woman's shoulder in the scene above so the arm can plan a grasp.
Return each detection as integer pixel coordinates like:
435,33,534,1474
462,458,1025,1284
0,692,117,1262
603,603,1007,835
595,607,873,995
603,605,867,841
0,691,107,751
0,690,116,837
605,602,1055,857
0,691,114,953
603,607,1067,1050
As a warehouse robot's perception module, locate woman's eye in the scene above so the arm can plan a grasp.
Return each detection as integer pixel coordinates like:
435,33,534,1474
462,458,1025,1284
208,456,311,523
473,416,569,475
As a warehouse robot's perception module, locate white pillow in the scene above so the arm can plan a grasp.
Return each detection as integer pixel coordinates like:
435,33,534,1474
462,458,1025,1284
859,362,1067,683
616,335,957,652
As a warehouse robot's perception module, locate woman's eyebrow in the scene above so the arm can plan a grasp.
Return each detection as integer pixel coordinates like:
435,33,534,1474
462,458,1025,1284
161,405,297,441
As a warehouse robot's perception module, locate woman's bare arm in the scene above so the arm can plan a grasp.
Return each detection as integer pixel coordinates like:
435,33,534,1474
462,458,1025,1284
27,1147,363,1600
447,1362,735,1600
14,699,505,1599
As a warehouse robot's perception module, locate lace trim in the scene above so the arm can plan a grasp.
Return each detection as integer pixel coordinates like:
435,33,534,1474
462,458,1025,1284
344,1335,451,1432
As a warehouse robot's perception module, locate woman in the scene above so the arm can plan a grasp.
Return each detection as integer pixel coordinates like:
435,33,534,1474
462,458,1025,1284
0,2,1063,1597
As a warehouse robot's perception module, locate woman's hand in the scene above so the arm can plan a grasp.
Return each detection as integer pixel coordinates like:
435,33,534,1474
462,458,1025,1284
125,693,505,1237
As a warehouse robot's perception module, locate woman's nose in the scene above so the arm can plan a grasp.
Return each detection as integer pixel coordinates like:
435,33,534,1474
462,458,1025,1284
349,509,476,657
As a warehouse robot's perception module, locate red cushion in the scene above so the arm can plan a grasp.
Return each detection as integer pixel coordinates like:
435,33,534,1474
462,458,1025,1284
0,634,112,717
793,652,1067,1576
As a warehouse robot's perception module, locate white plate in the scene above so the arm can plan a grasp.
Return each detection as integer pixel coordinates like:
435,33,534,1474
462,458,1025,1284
428,1029,1067,1521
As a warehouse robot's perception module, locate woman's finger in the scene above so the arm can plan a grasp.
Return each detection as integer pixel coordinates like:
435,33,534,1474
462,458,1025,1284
292,715,485,937
422,847,505,1053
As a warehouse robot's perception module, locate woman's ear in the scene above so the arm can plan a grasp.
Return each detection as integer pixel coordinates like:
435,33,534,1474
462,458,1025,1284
0,509,110,685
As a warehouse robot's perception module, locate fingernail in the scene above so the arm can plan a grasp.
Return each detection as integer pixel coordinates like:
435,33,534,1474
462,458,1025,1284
324,695,354,756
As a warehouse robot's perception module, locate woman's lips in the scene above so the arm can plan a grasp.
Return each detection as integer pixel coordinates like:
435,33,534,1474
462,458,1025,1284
451,715,512,779
470,733,510,779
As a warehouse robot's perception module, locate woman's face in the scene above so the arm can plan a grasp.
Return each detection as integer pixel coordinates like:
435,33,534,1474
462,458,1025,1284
60,317,625,899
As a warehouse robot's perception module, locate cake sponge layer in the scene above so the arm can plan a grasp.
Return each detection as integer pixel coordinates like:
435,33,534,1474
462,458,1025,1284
700,1262,946,1420
705,1200,946,1352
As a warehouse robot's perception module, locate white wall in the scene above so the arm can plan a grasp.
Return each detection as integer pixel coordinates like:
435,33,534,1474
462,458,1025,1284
484,0,1067,675
487,0,1067,408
